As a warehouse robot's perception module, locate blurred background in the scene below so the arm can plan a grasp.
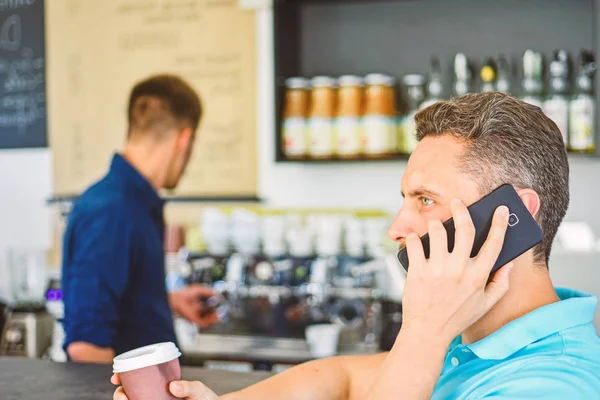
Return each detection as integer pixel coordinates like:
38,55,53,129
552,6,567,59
0,0,599,374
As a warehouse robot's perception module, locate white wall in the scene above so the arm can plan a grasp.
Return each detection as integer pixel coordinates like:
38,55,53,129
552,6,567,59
0,149,53,302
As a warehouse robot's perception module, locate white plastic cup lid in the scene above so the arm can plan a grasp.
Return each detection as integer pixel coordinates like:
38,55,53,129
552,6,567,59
113,342,181,373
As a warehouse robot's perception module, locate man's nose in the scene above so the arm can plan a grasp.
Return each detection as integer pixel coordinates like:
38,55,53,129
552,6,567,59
387,210,413,243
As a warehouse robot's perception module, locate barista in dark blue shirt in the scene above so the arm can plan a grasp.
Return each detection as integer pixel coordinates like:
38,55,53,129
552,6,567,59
62,74,217,363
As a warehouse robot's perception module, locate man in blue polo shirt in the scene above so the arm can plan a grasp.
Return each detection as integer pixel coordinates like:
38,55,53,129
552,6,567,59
63,74,217,363
114,92,600,399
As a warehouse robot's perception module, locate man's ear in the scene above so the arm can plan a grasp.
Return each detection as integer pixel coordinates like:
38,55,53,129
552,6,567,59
516,188,541,218
176,127,193,151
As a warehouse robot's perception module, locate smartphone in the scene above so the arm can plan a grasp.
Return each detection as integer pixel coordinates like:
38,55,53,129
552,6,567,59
397,184,543,277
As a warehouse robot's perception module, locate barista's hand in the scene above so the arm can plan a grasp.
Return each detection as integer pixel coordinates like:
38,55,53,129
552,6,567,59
168,284,220,328
112,375,219,400
401,199,513,344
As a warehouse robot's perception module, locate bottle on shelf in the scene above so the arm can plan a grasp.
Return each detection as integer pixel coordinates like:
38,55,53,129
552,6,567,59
480,58,497,93
420,56,444,109
543,50,571,146
363,73,397,158
398,74,426,154
335,75,365,159
308,76,337,159
521,49,544,108
496,55,512,94
453,52,473,97
569,49,596,153
282,77,310,160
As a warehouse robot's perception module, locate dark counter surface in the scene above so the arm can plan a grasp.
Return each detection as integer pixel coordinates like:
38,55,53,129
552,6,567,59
0,357,271,400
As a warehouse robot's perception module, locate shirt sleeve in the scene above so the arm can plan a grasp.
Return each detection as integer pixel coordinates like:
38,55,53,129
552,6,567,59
62,202,134,350
472,357,600,400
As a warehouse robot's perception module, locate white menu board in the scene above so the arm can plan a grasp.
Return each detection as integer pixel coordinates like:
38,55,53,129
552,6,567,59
46,0,258,196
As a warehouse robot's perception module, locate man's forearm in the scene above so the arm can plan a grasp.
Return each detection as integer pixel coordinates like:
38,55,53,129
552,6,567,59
67,341,115,364
364,328,451,400
220,357,349,400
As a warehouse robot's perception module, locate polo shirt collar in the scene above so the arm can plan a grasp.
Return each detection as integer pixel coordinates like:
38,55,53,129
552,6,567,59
452,288,597,360
109,153,165,214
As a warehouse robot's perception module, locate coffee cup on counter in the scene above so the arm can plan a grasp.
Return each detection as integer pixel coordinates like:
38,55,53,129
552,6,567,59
305,323,341,358
113,342,182,400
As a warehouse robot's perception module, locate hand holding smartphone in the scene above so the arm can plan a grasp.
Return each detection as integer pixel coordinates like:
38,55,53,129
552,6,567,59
397,184,543,278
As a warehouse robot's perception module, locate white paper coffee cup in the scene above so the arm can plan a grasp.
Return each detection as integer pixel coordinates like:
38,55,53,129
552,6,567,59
113,342,182,400
306,324,341,358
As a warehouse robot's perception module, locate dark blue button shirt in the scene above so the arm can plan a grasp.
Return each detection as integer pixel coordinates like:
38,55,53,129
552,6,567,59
62,154,176,356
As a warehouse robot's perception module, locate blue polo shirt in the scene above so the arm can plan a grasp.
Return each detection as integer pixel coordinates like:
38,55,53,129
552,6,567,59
433,288,600,399
62,154,177,356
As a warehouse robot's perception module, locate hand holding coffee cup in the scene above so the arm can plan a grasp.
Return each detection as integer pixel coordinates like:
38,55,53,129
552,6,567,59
112,342,182,400
112,377,220,400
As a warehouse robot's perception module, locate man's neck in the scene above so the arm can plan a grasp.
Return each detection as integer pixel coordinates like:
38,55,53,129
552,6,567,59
122,142,170,191
461,261,560,345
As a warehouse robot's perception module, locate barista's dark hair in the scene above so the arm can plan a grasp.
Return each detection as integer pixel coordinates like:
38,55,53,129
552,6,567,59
414,92,569,265
127,74,202,139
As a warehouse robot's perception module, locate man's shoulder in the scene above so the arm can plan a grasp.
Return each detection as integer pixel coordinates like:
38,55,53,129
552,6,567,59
559,322,600,364
69,176,132,221
467,356,600,399
477,327,600,398
521,322,600,368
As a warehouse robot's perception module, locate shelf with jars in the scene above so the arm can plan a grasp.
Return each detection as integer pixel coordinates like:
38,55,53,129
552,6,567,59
274,0,600,162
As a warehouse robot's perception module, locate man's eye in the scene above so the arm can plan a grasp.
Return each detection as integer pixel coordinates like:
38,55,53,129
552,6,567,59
421,197,434,206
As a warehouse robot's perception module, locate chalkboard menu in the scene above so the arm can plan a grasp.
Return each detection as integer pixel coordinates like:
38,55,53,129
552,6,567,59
0,0,47,148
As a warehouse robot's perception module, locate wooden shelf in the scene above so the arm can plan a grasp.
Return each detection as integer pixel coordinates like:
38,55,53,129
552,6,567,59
46,195,262,205
276,150,598,164
276,153,411,163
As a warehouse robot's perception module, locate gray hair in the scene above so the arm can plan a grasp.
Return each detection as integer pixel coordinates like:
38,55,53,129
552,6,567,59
415,92,570,264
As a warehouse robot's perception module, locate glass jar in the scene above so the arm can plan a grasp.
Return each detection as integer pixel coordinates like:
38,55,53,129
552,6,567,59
335,75,364,158
363,73,397,158
282,77,310,159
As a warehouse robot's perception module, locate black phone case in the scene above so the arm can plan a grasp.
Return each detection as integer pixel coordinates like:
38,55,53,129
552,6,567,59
397,184,543,276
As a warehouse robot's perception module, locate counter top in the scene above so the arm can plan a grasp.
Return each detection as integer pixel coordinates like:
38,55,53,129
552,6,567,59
0,357,271,400
182,334,380,365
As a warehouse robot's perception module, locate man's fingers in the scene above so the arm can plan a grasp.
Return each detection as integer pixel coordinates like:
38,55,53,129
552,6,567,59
484,262,514,309
405,232,426,268
113,386,128,400
170,380,219,400
451,199,476,257
428,218,448,263
475,205,509,270
187,284,215,298
184,306,205,326
111,374,121,385
198,311,220,329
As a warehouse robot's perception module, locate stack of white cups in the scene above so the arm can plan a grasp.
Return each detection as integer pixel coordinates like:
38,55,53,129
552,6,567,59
230,208,261,255
363,217,390,257
315,214,343,256
286,214,315,257
262,214,286,257
201,208,231,255
344,216,365,257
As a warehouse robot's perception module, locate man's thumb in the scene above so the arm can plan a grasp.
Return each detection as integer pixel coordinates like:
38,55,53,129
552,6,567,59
170,380,219,400
484,262,514,309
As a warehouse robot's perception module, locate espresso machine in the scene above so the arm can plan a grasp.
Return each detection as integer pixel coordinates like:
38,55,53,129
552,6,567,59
182,250,390,352
172,208,405,370
0,249,54,358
